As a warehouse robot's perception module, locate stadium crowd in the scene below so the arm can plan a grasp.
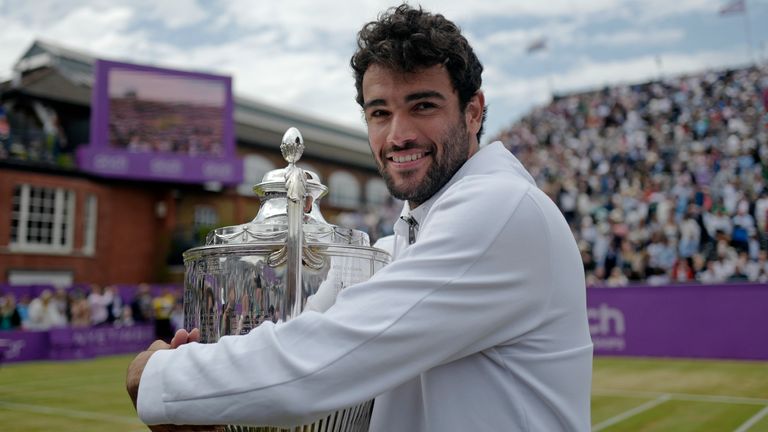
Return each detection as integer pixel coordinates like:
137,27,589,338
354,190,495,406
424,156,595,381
493,65,768,286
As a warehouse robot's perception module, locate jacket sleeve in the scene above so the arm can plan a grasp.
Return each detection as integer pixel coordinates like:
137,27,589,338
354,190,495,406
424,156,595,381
138,176,557,426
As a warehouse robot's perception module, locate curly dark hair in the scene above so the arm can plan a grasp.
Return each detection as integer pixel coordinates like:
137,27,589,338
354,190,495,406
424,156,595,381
351,4,487,141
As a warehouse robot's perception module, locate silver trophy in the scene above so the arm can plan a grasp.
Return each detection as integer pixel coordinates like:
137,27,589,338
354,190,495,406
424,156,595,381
183,128,391,432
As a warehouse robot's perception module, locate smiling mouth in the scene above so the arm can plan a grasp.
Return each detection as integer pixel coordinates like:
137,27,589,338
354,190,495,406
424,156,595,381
387,151,431,163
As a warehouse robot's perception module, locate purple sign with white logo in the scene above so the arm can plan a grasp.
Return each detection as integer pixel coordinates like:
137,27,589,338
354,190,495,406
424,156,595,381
0,325,155,363
77,59,241,184
588,283,768,360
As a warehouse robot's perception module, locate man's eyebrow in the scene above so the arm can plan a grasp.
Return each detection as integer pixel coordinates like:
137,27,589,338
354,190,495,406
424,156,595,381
363,91,447,110
363,98,386,110
405,91,446,102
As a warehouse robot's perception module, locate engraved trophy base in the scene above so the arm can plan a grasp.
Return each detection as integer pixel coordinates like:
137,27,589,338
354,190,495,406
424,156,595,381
224,400,373,432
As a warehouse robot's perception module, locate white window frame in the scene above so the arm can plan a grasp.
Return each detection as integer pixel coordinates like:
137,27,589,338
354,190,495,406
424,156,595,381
237,154,275,196
82,194,98,256
10,184,75,254
194,205,219,229
366,178,391,207
328,170,361,208
8,269,73,288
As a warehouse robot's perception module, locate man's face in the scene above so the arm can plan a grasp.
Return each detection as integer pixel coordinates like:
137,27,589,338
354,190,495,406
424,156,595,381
362,64,482,207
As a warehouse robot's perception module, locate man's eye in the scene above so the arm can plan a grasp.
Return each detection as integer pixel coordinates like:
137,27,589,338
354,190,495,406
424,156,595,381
414,102,436,111
369,110,389,118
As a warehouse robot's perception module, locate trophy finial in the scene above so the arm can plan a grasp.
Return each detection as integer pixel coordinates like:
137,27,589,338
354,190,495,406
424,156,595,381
281,127,304,164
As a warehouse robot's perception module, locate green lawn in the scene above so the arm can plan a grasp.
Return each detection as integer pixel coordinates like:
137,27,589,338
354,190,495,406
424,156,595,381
1,355,767,431
592,357,768,432
0,355,144,432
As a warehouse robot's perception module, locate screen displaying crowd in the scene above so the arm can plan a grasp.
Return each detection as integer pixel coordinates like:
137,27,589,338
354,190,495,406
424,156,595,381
109,98,225,156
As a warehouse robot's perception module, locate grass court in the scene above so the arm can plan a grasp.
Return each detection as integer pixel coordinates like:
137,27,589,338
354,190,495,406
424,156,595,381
1,355,767,431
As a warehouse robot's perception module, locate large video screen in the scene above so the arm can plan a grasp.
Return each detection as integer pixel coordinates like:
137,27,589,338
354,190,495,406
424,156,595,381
78,60,241,184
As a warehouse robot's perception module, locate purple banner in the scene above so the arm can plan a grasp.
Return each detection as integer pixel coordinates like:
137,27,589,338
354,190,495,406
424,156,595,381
588,283,768,360
77,147,242,184
48,325,155,360
0,330,49,362
0,325,155,363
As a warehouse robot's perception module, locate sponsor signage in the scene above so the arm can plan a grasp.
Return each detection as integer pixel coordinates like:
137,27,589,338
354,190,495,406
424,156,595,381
588,284,768,360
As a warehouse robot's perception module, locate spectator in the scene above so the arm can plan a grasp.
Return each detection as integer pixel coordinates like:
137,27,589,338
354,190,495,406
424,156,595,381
118,304,135,327
152,288,176,343
69,288,91,327
170,299,184,333
131,283,154,323
16,294,31,328
670,258,695,283
53,287,69,323
26,289,66,330
0,293,22,330
105,285,123,324
605,267,629,287
88,284,113,326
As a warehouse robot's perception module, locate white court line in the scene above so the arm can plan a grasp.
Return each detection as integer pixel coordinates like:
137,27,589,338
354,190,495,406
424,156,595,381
592,394,671,432
733,405,768,432
593,388,768,406
0,372,120,391
0,400,143,425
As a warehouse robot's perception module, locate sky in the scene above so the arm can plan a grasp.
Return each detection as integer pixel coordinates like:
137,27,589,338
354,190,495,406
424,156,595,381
1,0,767,143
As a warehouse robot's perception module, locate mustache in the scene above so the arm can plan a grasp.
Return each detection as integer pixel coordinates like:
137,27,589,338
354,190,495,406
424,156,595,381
380,141,433,158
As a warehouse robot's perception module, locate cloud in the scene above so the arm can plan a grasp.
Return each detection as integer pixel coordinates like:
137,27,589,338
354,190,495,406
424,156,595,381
0,0,762,138
552,47,750,93
583,28,686,47
142,0,208,30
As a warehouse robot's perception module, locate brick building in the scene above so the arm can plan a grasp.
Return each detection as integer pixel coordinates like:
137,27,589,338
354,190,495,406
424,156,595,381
0,40,392,286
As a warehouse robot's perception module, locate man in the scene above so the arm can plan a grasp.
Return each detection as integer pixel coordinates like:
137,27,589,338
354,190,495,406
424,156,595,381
127,5,593,431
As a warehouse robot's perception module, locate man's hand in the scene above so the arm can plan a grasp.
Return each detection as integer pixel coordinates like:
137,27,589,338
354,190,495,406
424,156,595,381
170,328,201,348
126,339,171,410
127,328,221,431
127,329,201,408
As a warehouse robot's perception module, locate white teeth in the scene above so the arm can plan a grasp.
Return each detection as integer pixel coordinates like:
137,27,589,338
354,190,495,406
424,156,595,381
392,153,423,163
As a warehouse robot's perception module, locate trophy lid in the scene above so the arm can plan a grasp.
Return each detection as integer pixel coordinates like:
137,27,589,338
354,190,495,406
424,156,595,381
199,128,370,248
253,167,328,202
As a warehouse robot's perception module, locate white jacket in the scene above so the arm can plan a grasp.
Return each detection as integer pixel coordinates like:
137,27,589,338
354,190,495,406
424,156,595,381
138,142,593,431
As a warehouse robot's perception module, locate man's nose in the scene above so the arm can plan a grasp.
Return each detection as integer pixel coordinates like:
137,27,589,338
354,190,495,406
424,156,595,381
387,114,418,147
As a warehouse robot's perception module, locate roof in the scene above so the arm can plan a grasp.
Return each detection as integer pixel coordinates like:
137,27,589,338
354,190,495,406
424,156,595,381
8,39,376,169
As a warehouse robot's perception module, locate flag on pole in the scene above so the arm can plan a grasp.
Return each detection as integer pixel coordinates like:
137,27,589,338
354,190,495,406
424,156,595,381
526,37,547,54
719,0,746,15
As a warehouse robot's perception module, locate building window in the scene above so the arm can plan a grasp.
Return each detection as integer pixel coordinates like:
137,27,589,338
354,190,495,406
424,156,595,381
328,171,361,208
82,194,98,255
366,178,390,207
10,184,75,253
194,205,219,229
8,269,73,288
237,154,275,196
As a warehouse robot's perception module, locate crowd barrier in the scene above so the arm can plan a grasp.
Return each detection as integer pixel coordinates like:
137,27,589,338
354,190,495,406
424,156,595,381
0,324,155,363
1,283,767,363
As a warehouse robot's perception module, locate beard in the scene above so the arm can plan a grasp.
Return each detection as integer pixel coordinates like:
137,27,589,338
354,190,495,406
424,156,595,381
376,117,471,207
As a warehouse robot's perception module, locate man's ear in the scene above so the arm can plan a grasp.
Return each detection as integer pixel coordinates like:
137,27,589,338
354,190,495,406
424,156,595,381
465,91,485,137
